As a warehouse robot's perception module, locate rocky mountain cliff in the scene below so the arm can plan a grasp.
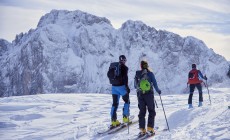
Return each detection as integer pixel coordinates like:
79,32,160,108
0,10,229,96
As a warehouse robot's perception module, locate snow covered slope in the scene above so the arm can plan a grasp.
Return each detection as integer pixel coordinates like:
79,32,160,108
0,10,229,96
0,88,229,140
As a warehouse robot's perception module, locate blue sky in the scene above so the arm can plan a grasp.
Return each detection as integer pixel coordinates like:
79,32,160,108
0,0,229,60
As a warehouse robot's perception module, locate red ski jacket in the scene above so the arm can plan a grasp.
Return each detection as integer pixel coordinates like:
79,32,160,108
188,69,203,84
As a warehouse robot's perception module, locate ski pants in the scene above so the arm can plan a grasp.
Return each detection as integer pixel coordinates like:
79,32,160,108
188,83,203,104
111,85,130,121
138,92,156,129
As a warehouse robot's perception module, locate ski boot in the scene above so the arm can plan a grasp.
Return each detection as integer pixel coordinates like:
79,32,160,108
110,120,121,129
123,116,132,124
147,127,155,136
138,128,146,137
198,102,203,107
188,104,193,109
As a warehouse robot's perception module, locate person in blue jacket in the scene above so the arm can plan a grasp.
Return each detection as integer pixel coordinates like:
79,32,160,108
134,60,161,136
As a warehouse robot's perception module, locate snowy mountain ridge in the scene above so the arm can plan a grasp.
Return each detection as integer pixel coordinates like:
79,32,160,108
0,9,229,96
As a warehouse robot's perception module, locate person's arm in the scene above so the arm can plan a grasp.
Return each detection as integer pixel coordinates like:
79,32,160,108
134,71,141,89
123,66,129,86
198,70,207,80
188,71,192,84
121,65,130,93
134,73,138,89
150,72,161,94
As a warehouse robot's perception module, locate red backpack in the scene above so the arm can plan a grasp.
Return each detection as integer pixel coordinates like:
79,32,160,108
188,69,203,84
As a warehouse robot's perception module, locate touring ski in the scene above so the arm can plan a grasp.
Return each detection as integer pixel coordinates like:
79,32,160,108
97,115,135,135
108,120,138,134
139,133,155,140
132,133,155,140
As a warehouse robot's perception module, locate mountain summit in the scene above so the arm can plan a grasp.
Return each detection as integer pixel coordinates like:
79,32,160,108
0,10,229,96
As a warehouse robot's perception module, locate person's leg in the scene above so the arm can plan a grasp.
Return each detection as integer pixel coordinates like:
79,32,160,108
138,95,146,129
145,94,156,128
196,83,203,106
116,85,130,118
111,86,120,122
110,94,120,121
188,84,195,104
196,83,203,102
122,93,130,117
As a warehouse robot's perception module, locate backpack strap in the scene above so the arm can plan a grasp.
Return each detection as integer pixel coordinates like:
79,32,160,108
135,71,141,92
135,69,150,93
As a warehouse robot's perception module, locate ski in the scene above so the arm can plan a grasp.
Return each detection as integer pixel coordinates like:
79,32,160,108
132,133,155,140
130,127,161,140
140,133,155,140
132,134,146,140
108,120,138,134
97,115,135,135
97,126,120,135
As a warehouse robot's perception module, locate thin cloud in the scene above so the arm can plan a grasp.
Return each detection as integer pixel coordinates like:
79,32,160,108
0,0,59,10
167,27,230,60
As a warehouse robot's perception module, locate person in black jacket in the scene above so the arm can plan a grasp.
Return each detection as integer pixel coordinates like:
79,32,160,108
109,55,130,127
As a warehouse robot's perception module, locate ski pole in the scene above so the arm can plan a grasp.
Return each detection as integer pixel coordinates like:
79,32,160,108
155,99,158,108
151,85,158,108
128,115,129,134
159,94,170,131
205,80,211,105
128,98,130,134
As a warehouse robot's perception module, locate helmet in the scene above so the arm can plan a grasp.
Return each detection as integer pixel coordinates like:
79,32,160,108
119,55,126,62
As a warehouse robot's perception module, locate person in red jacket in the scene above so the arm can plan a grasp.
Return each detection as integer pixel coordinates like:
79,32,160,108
187,64,207,108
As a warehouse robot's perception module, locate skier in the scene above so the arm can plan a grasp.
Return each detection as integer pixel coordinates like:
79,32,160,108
134,60,161,136
107,55,130,128
187,64,207,108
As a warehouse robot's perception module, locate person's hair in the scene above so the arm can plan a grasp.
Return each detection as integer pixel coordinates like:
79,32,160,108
119,55,126,62
141,60,152,72
192,64,196,69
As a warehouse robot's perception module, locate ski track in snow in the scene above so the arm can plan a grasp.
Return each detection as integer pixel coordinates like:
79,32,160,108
0,88,229,140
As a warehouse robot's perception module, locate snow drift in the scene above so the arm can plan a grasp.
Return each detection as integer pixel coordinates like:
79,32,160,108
0,88,229,139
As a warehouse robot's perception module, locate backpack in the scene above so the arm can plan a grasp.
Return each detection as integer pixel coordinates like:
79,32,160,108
188,69,202,84
107,62,123,85
136,69,151,94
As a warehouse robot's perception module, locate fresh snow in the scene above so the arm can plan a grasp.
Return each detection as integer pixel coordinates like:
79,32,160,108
0,88,229,140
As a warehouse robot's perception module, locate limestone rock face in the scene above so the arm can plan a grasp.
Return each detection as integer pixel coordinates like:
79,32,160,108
1,10,229,96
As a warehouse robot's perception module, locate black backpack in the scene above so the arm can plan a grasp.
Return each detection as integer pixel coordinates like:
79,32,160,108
107,62,123,85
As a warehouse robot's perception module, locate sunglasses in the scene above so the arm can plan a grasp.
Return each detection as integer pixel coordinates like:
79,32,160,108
120,59,127,62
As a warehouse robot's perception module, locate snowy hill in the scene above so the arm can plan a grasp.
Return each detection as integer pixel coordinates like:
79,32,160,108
0,88,229,139
0,10,230,96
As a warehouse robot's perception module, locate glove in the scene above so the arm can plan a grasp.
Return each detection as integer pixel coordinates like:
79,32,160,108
204,75,208,80
126,86,130,94
158,90,161,95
